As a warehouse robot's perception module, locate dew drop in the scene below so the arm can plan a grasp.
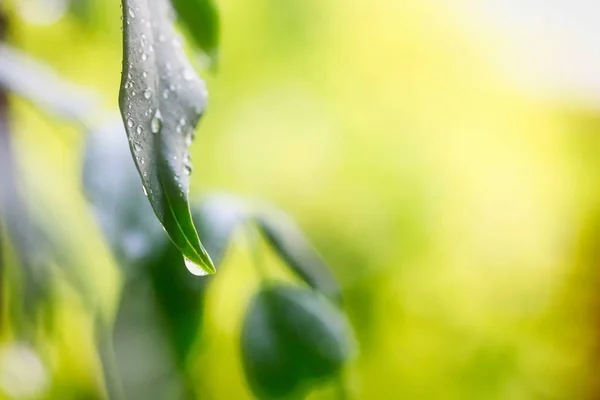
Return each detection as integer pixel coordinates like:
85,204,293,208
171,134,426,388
151,110,163,134
184,257,208,276
183,69,194,81
176,125,182,134
128,8,135,18
142,71,148,78
132,141,142,152
141,53,148,62
162,90,169,99
158,34,166,42
127,118,134,128
144,89,152,99
142,186,148,197
169,83,176,91
136,125,143,135
185,132,194,146
184,156,193,175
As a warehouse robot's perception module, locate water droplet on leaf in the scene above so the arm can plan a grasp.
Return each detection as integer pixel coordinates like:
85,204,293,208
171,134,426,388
183,69,194,81
184,257,208,276
151,110,163,134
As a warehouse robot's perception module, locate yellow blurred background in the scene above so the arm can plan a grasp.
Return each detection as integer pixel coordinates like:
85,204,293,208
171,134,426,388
3,0,600,399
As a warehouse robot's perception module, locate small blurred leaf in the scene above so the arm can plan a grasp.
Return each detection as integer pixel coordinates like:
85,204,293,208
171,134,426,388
171,0,220,66
120,0,214,274
241,285,354,400
255,206,341,302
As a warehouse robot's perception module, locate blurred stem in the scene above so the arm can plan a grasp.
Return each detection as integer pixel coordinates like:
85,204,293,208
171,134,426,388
336,373,350,400
96,319,125,400
0,2,9,335
245,223,269,282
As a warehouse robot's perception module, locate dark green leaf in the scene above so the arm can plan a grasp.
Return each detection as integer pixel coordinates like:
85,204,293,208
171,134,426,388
241,285,354,400
255,206,341,302
171,0,220,66
120,0,215,274
192,194,248,267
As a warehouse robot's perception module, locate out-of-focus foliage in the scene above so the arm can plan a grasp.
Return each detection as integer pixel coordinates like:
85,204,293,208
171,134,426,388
241,284,354,399
2,0,600,399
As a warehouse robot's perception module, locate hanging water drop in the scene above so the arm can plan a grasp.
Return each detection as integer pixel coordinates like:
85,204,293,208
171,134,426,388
151,110,163,134
184,257,208,276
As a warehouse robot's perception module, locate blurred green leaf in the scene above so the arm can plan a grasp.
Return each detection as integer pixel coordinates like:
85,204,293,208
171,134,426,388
0,44,99,126
171,0,220,66
120,0,214,275
255,206,341,302
241,284,354,400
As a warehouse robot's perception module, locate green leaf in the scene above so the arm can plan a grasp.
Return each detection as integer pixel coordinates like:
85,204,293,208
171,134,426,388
241,285,355,400
171,0,220,66
255,206,341,302
120,0,215,275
